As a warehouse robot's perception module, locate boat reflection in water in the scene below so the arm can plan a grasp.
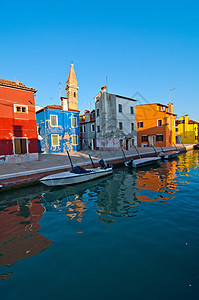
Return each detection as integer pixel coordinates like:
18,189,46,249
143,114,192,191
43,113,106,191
41,160,180,225
0,195,52,280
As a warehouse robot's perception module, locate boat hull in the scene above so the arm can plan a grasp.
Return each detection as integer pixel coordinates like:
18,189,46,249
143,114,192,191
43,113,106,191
161,151,180,160
131,157,161,168
40,167,113,187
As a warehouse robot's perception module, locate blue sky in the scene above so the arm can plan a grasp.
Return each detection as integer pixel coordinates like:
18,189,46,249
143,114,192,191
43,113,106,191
1,0,199,120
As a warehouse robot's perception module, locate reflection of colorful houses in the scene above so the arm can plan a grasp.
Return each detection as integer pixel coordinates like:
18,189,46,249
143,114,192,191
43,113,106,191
36,64,80,153
0,198,52,280
136,103,176,147
136,160,178,202
0,78,38,163
176,115,198,144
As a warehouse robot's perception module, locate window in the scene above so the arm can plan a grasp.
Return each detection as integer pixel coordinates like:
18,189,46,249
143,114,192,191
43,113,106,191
80,126,82,133
50,115,58,127
119,122,123,130
51,134,59,146
91,124,95,132
120,139,123,147
195,136,198,141
97,109,99,117
138,121,143,128
173,120,175,127
71,117,77,128
74,92,76,98
14,105,28,113
142,136,148,142
72,135,78,145
131,139,134,146
131,123,134,131
14,138,27,154
130,106,134,114
156,135,163,142
97,126,100,133
157,119,162,127
83,125,86,133
118,104,122,113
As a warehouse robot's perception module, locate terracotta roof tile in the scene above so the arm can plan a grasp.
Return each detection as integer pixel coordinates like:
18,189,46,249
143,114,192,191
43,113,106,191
0,78,37,92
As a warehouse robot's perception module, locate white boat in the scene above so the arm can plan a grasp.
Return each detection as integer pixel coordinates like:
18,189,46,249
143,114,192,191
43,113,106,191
159,150,180,160
125,156,161,168
40,165,113,187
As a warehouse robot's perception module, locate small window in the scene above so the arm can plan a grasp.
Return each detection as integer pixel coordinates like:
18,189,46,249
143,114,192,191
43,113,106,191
74,92,76,98
142,136,148,142
118,104,122,113
157,119,162,127
14,105,28,113
92,124,95,132
72,135,78,145
131,123,134,131
97,126,100,133
97,109,99,117
120,139,123,147
131,139,134,146
50,115,58,127
51,134,59,146
130,106,134,114
119,122,123,130
72,117,77,128
156,135,163,142
83,125,86,133
138,121,143,128
80,126,83,133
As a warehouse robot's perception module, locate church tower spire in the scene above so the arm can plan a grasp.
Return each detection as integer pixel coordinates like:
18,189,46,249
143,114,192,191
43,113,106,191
65,64,79,110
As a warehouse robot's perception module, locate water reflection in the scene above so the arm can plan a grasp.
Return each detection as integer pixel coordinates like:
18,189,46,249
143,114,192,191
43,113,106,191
1,151,198,281
0,196,52,280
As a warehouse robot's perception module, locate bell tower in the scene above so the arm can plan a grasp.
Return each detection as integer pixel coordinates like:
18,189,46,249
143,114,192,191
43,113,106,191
65,64,79,110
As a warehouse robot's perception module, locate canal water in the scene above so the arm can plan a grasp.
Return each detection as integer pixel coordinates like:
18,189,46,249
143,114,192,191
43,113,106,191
0,151,199,299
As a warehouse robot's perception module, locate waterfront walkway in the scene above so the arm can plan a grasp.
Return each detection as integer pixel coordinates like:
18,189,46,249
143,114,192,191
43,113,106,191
0,144,195,190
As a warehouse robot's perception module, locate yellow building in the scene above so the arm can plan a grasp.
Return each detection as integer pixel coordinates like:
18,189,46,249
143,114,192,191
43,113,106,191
177,115,198,144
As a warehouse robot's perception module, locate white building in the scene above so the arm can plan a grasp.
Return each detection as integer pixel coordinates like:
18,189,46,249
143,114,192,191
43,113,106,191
95,86,137,150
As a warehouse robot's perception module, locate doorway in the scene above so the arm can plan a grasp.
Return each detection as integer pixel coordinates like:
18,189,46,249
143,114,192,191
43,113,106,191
148,135,156,147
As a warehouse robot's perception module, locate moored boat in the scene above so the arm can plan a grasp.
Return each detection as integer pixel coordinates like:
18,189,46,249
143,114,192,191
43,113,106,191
40,160,113,187
125,156,161,168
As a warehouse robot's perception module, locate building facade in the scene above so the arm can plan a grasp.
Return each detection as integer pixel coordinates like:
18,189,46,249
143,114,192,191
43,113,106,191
0,79,38,163
136,103,176,148
36,64,80,153
95,86,137,150
176,115,198,144
80,110,96,150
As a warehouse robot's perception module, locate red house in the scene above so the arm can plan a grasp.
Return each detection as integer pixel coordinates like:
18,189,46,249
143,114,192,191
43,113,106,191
0,79,38,163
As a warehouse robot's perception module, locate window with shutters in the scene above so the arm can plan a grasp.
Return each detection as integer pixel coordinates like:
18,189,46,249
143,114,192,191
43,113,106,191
71,117,77,128
51,134,59,146
14,138,27,154
72,135,78,145
50,115,58,127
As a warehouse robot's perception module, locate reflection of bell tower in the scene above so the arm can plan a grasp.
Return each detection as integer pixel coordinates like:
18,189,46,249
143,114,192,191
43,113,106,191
65,64,78,110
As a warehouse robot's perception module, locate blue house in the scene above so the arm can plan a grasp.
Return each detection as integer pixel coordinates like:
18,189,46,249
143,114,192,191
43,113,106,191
36,64,81,153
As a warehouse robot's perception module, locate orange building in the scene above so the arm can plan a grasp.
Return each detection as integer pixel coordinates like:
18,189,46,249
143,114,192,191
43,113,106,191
136,103,176,147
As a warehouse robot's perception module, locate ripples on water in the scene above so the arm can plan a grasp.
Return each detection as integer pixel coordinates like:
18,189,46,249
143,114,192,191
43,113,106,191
0,151,199,299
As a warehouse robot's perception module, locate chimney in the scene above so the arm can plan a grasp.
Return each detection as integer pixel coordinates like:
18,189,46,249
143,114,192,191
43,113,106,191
101,86,107,93
61,97,68,111
168,103,173,114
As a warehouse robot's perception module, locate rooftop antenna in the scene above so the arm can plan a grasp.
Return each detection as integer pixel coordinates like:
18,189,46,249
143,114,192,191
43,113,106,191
59,81,61,99
14,78,19,85
106,75,108,92
169,88,176,102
